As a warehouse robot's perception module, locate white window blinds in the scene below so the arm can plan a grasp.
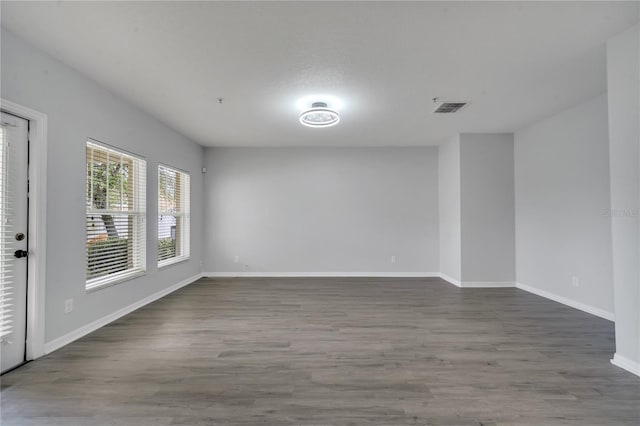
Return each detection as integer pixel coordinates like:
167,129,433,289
158,165,190,266
0,125,13,337
86,141,146,290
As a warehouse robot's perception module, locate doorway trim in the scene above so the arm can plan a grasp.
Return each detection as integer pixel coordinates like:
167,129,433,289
1,99,47,360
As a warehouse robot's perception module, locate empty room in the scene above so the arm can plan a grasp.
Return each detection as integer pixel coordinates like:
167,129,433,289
0,1,639,425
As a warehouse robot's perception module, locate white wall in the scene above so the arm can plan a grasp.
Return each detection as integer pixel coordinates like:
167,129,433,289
204,147,439,274
1,29,205,344
514,94,614,317
460,134,515,283
438,136,461,282
607,24,640,374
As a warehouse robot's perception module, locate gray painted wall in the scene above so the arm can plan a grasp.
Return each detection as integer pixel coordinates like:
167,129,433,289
1,29,205,343
438,136,462,281
607,24,640,368
204,147,439,273
460,133,515,283
514,94,614,315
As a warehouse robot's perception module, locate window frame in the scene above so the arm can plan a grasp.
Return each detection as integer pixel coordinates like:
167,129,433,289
85,139,147,292
157,163,191,268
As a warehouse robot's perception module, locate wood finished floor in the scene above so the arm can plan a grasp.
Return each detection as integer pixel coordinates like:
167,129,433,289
1,277,639,426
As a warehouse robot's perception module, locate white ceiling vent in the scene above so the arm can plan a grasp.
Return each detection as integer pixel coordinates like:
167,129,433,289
432,100,468,114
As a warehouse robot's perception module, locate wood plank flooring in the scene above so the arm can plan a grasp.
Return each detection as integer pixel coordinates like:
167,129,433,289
1,277,639,425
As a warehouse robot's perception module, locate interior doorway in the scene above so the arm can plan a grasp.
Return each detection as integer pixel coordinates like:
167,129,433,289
0,100,47,370
0,112,29,373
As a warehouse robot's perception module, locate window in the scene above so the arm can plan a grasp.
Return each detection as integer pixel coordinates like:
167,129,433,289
0,125,12,338
86,141,146,290
158,165,190,266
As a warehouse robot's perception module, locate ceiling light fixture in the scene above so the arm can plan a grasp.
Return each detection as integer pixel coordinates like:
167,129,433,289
299,102,340,128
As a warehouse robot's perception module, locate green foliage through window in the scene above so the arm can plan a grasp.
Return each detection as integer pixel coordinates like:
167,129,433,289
158,237,176,261
86,238,129,279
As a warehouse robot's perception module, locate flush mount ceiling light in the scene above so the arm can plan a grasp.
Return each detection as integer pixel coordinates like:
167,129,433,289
299,102,340,128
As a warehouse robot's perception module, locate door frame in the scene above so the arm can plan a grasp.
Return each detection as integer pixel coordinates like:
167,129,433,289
1,99,47,361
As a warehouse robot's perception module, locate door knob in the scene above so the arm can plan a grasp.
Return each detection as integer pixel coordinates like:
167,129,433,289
13,250,28,258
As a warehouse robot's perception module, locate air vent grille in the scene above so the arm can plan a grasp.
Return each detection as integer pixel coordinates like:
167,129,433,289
433,102,467,114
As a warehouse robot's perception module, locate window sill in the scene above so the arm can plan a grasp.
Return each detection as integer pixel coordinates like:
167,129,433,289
158,256,190,270
86,270,146,293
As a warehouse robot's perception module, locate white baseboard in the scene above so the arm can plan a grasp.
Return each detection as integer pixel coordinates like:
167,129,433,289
205,272,514,290
460,281,516,288
44,273,203,355
204,272,440,278
515,282,614,321
611,353,640,378
439,273,461,287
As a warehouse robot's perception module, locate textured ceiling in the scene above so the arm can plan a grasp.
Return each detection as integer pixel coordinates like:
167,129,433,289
2,1,638,147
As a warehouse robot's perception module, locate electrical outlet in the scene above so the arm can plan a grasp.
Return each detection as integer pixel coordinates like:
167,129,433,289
244,263,249,270
391,255,397,264
234,255,240,264
64,298,73,314
571,276,580,288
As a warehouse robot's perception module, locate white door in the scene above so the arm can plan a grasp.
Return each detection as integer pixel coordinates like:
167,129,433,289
0,112,29,373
